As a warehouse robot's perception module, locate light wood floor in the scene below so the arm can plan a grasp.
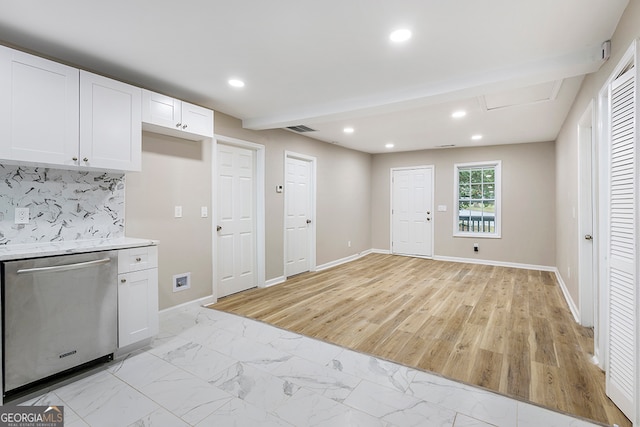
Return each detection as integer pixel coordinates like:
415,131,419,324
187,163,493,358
210,253,629,426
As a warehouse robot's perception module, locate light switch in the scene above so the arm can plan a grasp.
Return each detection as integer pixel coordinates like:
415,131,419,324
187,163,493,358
201,206,208,218
174,206,183,218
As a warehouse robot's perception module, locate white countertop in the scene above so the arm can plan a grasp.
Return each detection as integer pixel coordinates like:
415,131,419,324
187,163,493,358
0,237,158,261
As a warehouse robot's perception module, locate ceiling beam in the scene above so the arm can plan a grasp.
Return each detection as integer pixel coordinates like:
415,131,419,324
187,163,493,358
243,43,606,131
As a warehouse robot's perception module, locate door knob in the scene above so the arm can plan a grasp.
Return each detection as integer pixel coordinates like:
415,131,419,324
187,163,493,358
306,219,312,224
217,225,222,231
585,234,593,240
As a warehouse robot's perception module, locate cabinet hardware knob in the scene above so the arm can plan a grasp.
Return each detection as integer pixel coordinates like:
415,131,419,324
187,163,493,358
585,234,593,241
136,257,142,262
182,124,188,129
121,278,127,283
176,123,182,128
83,157,88,162
217,225,222,231
72,156,78,161
427,218,431,221
306,219,312,224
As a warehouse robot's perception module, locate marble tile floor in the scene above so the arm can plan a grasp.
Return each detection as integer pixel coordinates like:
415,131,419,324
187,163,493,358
19,305,604,427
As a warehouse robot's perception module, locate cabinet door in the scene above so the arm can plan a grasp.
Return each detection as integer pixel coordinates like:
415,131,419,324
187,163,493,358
80,71,142,172
182,101,214,138
118,268,159,348
0,45,79,166
141,89,182,130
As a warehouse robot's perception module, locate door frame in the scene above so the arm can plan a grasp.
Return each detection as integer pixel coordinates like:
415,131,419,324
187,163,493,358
389,165,435,258
596,81,611,371
283,151,317,276
212,134,265,302
577,100,597,330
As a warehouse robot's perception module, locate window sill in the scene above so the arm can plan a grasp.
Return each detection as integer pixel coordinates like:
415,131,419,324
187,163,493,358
453,233,501,239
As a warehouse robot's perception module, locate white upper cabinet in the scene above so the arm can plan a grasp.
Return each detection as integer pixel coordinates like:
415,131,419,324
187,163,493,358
141,90,181,129
181,101,214,137
80,71,141,171
142,89,213,140
0,45,80,166
0,45,142,172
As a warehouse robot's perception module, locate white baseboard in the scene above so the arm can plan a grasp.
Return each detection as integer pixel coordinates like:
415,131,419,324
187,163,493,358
265,276,286,288
371,248,391,255
432,255,556,272
316,249,373,271
554,268,581,323
159,294,216,317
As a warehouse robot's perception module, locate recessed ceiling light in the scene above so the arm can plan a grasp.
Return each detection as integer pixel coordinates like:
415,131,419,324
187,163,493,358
471,134,483,141
389,29,412,43
385,143,395,149
451,111,467,118
343,127,354,134
228,79,245,88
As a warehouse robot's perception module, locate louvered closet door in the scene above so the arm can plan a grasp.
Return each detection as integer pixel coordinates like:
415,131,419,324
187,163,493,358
606,63,637,421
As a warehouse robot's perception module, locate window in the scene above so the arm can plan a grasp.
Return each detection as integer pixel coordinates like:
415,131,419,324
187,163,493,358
454,161,501,237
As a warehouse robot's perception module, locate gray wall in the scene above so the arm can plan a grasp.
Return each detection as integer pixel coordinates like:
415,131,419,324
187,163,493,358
214,112,373,281
371,142,556,267
126,112,373,310
555,1,640,307
125,132,212,310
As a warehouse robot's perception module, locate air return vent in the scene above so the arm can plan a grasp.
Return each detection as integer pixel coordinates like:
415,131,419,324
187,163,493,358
286,125,317,133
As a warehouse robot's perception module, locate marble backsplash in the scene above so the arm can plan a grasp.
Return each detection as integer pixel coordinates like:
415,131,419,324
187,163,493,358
0,165,125,245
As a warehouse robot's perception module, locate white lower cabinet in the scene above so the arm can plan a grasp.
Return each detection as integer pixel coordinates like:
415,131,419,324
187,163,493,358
118,246,159,348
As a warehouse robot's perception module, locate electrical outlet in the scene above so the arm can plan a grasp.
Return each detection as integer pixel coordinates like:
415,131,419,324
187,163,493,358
473,243,479,252
174,206,183,218
201,206,208,218
15,208,29,224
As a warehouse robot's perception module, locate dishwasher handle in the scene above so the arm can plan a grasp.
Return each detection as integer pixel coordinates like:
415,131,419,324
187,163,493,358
16,258,111,275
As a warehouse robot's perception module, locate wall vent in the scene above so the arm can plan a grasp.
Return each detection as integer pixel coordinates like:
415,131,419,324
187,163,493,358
286,125,317,133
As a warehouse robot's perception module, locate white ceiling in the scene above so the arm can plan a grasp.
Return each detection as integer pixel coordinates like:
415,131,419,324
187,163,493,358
0,0,629,153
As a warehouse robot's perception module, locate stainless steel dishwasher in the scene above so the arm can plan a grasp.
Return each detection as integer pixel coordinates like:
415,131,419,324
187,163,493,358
2,250,118,397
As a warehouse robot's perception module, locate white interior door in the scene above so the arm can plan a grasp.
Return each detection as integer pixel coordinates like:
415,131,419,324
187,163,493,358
604,46,637,422
285,154,315,277
217,143,256,297
391,167,434,257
